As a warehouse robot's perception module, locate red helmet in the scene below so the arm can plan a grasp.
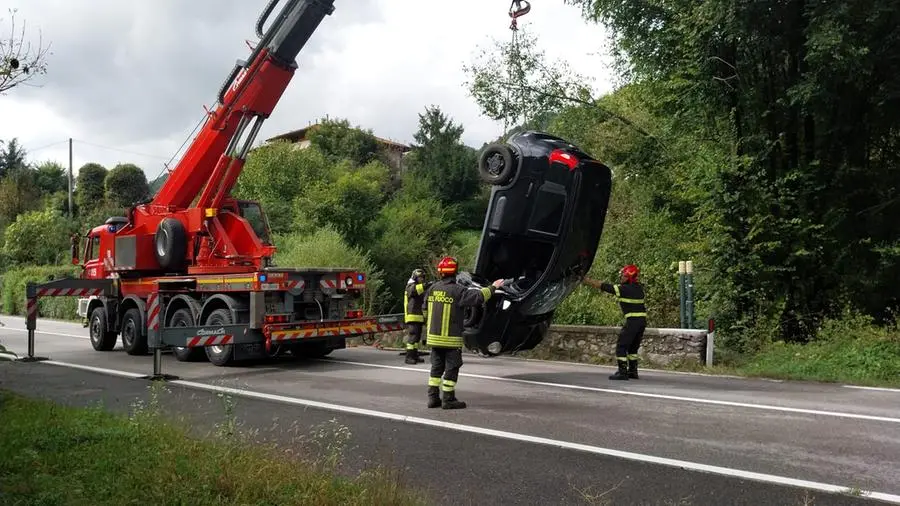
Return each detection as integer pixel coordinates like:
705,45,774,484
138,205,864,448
620,264,639,282
437,256,459,276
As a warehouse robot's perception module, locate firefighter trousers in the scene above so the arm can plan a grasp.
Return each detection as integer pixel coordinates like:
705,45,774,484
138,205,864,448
428,347,463,392
405,322,423,350
616,317,646,361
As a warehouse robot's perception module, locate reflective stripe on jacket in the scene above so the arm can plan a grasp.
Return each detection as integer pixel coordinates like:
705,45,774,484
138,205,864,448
600,282,647,319
425,278,494,348
404,282,427,323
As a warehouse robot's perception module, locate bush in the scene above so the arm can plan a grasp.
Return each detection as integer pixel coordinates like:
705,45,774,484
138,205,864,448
366,195,452,309
0,265,81,319
273,228,389,314
2,209,72,266
739,311,900,386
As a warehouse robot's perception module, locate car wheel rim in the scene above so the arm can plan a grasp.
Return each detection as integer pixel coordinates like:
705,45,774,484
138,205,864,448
210,345,223,354
487,153,503,176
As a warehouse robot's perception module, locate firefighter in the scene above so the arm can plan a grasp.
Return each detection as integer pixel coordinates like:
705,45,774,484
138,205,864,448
583,264,647,380
403,268,429,364
425,256,503,409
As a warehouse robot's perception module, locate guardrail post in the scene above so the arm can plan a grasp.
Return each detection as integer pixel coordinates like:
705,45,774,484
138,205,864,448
142,288,178,381
685,260,695,329
706,318,715,366
19,283,48,362
678,261,686,328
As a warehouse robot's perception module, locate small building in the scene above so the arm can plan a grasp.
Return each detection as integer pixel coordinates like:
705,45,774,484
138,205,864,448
265,124,412,172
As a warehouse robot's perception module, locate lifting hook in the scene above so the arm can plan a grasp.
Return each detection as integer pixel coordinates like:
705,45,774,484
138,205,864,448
508,0,531,30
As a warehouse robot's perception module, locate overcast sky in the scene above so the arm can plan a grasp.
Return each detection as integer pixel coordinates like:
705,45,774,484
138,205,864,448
0,0,613,181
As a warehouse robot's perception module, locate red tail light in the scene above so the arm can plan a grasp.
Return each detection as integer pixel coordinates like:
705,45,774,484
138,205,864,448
345,309,364,319
265,314,291,324
549,149,579,170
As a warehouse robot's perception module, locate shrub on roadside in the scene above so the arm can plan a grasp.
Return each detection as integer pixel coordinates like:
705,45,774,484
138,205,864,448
0,265,80,319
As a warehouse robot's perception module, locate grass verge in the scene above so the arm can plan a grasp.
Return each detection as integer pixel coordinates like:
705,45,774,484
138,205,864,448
0,390,425,506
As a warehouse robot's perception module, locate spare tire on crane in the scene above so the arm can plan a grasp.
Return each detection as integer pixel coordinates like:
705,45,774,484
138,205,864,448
155,218,186,272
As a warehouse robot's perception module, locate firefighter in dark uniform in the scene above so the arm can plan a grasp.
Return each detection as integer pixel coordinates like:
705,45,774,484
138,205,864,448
403,268,429,364
425,256,504,409
583,264,647,380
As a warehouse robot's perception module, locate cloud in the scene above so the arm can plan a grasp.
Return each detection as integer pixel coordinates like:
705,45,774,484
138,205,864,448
0,0,612,180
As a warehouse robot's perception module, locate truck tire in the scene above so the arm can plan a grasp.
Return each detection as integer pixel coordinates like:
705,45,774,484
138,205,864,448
478,144,516,185
154,218,186,272
171,308,205,362
121,308,148,355
89,307,117,352
204,308,235,366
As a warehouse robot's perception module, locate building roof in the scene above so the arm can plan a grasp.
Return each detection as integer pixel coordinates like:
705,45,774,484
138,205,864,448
266,124,411,152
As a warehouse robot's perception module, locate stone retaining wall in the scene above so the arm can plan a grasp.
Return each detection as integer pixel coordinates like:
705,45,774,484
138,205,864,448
362,324,709,367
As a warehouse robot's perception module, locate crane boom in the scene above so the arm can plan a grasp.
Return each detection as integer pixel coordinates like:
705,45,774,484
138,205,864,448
85,0,337,277
152,0,334,209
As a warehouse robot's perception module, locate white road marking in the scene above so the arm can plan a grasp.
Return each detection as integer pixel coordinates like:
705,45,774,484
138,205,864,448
843,385,900,394
44,360,147,379
325,358,900,424
30,359,900,504
2,326,90,340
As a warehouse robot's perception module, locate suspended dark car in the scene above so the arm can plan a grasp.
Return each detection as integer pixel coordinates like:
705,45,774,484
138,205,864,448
460,131,612,356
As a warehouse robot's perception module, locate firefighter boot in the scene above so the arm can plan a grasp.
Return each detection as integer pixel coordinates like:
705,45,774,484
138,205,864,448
609,360,629,380
405,348,423,364
427,387,441,408
627,359,640,379
441,390,467,410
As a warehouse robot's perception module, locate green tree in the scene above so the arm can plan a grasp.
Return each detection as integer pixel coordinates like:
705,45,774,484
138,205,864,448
2,208,68,265
234,141,335,234
462,27,593,130
75,163,107,214
105,163,149,208
294,159,390,244
367,195,452,308
34,161,67,195
307,117,381,166
0,167,38,223
0,138,27,178
403,106,480,219
566,0,900,345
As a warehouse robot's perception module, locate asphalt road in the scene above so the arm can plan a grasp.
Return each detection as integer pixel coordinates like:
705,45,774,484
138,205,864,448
1,315,899,505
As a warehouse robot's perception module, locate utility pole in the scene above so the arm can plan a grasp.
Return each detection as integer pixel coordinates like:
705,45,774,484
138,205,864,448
68,138,73,219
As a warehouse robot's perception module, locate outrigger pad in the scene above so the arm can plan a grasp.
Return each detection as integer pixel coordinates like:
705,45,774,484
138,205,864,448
16,356,49,363
141,373,180,382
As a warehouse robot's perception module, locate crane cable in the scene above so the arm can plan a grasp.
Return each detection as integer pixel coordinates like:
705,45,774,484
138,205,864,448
504,1,531,135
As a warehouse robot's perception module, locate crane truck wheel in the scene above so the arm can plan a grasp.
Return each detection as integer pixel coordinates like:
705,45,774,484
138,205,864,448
170,308,206,362
154,218,187,272
478,144,516,185
88,306,117,352
204,308,236,366
121,308,149,355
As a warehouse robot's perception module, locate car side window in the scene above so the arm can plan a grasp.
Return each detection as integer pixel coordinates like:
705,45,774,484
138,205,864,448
528,182,566,235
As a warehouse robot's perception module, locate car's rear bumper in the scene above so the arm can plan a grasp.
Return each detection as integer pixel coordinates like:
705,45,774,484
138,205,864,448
464,310,553,356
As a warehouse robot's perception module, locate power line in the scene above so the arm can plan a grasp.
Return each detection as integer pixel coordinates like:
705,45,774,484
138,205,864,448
22,139,69,153
72,139,171,160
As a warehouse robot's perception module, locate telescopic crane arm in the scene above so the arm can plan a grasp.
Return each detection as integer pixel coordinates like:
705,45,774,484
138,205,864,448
151,0,335,210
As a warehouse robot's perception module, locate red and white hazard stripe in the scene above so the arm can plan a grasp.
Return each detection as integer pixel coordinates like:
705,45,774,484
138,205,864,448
147,293,160,333
26,297,38,322
36,288,104,297
319,278,337,290
187,334,234,347
286,280,305,290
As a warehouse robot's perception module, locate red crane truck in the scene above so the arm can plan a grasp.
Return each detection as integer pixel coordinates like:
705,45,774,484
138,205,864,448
22,0,404,370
